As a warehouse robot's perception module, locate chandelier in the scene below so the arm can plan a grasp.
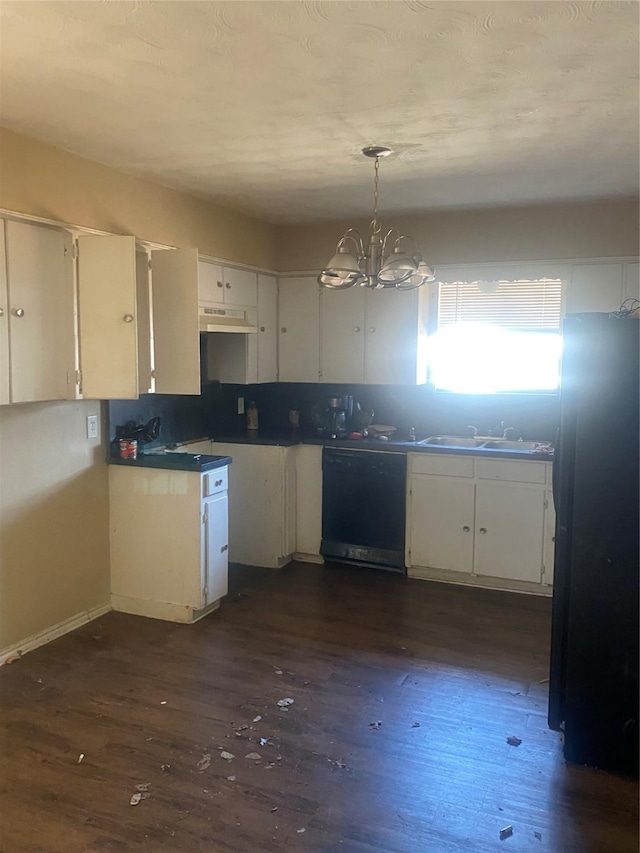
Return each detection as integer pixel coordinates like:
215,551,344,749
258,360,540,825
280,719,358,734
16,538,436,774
317,146,435,291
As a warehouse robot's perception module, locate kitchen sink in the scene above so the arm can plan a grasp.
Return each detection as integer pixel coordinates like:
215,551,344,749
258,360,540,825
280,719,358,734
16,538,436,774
420,436,486,447
481,440,550,451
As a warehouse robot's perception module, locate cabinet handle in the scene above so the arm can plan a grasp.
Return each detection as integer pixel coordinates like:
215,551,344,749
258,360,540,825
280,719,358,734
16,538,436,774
13,308,25,317
123,314,134,323
217,280,223,288
225,282,231,289
463,525,470,532
260,326,265,332
479,527,487,534
215,479,223,487
369,326,376,333
354,326,361,332
220,544,229,553
281,327,287,333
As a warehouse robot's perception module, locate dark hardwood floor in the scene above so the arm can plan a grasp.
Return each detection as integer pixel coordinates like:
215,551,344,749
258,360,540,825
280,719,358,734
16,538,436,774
1,562,637,853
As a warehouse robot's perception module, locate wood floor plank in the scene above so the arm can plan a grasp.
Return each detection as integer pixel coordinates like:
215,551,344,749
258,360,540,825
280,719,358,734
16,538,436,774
1,561,637,852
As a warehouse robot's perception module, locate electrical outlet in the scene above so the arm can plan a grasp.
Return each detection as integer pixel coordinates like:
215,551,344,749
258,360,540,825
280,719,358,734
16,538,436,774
87,414,99,440
237,396,245,415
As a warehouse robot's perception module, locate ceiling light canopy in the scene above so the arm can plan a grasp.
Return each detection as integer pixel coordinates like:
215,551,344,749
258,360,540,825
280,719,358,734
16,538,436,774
318,146,435,291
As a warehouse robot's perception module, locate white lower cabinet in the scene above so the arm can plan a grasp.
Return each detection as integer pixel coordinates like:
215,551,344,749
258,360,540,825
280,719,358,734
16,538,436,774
109,464,229,622
209,442,296,568
294,444,323,561
407,454,554,593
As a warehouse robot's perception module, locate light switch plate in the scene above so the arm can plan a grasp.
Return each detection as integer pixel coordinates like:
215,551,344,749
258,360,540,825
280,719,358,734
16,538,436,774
87,414,99,440
237,396,245,415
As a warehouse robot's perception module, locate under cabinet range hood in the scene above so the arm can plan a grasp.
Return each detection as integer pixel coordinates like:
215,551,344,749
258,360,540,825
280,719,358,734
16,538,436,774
199,305,257,333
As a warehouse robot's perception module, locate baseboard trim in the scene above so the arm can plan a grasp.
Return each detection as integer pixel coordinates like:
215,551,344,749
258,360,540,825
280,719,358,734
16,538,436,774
0,602,112,666
408,565,552,597
293,552,324,565
111,593,220,623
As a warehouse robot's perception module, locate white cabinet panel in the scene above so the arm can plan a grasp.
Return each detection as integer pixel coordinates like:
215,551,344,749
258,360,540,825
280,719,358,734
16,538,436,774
320,287,366,383
152,248,200,395
136,250,153,395
365,288,425,385
295,444,323,558
257,273,278,383
0,224,10,405
5,220,74,403
543,491,556,587
204,492,229,605
278,276,320,383
568,264,623,314
223,267,257,307
198,260,224,303
623,262,639,303
410,476,475,573
77,235,138,400
474,483,544,583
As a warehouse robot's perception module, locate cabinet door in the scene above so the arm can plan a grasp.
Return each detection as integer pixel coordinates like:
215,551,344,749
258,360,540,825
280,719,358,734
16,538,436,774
320,287,366,383
567,264,623,314
0,223,10,404
6,220,74,403
410,476,475,573
136,250,154,395
295,445,323,557
474,483,544,582
257,273,278,383
278,276,320,383
543,491,556,587
77,235,138,399
365,288,421,385
198,260,224,303
223,267,257,307
152,248,200,394
203,491,229,606
623,262,639,303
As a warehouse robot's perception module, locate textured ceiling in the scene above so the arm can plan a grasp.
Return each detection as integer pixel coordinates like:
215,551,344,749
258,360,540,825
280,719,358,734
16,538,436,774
0,1,638,224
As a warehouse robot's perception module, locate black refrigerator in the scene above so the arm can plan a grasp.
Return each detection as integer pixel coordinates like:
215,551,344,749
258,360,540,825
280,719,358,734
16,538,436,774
548,312,639,776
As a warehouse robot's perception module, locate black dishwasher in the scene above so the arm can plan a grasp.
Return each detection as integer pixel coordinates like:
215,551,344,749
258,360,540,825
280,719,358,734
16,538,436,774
321,448,406,573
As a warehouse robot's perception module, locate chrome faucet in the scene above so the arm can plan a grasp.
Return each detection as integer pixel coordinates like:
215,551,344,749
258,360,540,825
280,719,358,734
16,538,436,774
503,426,517,439
467,424,479,437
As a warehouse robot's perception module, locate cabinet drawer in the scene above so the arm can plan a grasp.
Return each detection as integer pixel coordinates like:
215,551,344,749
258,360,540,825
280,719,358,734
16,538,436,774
204,467,228,496
410,454,474,478
475,458,546,484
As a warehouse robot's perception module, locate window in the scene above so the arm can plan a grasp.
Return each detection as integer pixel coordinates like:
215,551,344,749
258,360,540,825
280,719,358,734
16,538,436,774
428,277,563,394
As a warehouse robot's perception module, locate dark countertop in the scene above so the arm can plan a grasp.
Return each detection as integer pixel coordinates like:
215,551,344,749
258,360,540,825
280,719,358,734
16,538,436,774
109,452,232,473
209,430,554,461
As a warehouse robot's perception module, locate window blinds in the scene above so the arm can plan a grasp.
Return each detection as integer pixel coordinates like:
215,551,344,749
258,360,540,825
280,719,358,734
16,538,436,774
438,279,562,331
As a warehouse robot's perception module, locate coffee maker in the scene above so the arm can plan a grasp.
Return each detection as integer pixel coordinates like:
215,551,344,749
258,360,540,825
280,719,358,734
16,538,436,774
326,395,353,439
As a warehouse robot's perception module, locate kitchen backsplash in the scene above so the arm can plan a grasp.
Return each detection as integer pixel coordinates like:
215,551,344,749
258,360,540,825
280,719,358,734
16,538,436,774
109,382,560,446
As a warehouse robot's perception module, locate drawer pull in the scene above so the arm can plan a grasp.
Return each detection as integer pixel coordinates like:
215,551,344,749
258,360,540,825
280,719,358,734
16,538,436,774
14,307,25,317
463,525,470,532
225,282,231,289
220,544,229,553
479,527,487,534
123,314,134,323
215,479,223,487
217,280,223,288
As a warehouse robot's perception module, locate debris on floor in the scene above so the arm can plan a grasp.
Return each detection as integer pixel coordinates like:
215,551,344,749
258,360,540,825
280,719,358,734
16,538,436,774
297,828,306,834
197,754,212,771
411,722,421,728
534,832,542,841
227,775,236,781
274,670,283,675
4,654,21,664
538,678,550,684
277,697,294,708
259,738,271,746
270,806,278,812
161,764,171,772
499,825,514,840
130,793,142,806
77,754,85,764
253,715,262,723
506,736,523,747
135,783,150,792
245,752,262,761
220,751,235,761
160,700,167,705
369,721,382,729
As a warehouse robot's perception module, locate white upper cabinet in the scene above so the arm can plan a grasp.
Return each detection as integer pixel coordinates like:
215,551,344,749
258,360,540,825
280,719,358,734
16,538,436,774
151,248,201,395
4,220,75,404
320,287,366,383
136,249,154,395
365,288,427,385
257,273,278,383
198,260,257,308
567,264,624,314
278,276,320,383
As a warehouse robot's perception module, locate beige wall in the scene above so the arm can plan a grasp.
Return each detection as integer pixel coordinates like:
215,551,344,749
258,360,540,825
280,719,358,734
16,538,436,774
0,128,277,653
276,199,640,271
0,127,277,269
0,401,110,650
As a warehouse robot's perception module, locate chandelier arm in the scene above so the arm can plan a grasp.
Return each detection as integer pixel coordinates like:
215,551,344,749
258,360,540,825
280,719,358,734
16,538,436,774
396,234,418,256
339,229,364,259
381,228,401,260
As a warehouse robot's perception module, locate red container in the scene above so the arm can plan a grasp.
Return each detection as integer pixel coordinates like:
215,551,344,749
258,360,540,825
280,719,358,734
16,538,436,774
119,438,138,460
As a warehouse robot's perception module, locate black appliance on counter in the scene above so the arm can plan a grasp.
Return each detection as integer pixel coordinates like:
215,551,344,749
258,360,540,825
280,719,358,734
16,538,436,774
321,448,406,572
548,312,639,776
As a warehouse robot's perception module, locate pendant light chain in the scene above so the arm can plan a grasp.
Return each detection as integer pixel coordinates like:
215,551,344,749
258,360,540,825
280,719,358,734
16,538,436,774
371,156,381,236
